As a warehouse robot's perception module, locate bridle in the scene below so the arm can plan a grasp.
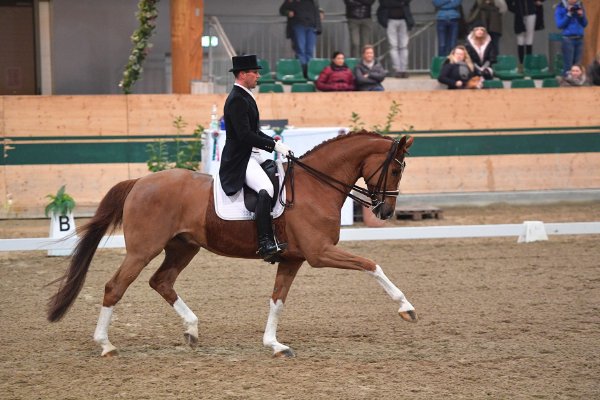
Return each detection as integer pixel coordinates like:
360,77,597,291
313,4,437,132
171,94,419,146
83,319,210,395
279,138,407,210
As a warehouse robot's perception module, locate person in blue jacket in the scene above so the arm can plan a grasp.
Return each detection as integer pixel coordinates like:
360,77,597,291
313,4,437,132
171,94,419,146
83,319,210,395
555,0,588,75
433,0,463,57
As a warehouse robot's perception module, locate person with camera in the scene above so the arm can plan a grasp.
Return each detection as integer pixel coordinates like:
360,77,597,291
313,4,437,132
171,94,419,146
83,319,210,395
554,0,588,76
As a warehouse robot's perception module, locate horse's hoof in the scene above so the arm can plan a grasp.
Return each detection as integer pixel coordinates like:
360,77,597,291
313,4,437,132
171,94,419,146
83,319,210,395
101,349,118,358
399,310,418,322
184,333,198,348
273,348,295,358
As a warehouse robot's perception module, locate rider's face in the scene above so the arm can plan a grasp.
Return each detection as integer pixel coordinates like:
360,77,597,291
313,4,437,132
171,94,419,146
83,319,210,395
240,70,260,89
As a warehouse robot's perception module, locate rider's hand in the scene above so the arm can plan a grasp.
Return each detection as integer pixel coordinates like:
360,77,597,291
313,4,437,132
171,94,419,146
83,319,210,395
274,141,292,157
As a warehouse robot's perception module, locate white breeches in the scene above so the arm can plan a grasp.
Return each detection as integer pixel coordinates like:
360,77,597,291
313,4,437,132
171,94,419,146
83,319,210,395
516,14,536,45
245,152,274,197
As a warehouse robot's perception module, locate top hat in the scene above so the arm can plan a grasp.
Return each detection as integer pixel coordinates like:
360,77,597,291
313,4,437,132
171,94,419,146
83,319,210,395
229,55,262,72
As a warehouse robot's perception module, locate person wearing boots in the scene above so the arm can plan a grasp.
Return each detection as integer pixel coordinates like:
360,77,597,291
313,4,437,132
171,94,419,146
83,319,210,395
219,55,292,262
507,0,545,64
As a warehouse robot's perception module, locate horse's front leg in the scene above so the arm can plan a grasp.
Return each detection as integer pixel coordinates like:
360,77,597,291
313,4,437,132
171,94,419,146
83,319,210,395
306,245,418,322
263,260,303,358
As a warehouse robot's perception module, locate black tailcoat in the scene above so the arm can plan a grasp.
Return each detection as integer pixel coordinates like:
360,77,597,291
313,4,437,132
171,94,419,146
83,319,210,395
218,85,275,196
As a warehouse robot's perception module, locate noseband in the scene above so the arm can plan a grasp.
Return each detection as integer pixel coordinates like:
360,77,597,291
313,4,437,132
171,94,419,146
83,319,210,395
280,138,406,209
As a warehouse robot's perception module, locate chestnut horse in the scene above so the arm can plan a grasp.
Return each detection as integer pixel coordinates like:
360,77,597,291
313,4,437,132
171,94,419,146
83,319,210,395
47,131,417,358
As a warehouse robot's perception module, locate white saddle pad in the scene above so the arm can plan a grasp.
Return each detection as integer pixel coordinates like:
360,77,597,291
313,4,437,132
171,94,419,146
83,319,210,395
214,161,286,221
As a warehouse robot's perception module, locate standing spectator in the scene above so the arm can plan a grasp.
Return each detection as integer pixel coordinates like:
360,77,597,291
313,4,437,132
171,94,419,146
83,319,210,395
378,0,415,78
438,45,482,89
588,52,600,86
433,0,462,58
559,64,588,86
507,0,545,64
345,0,375,59
465,23,497,79
280,0,323,78
467,0,507,56
354,45,386,91
555,0,588,76
316,51,356,91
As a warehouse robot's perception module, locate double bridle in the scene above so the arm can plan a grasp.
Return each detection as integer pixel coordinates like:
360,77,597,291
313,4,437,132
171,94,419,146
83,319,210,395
279,138,406,210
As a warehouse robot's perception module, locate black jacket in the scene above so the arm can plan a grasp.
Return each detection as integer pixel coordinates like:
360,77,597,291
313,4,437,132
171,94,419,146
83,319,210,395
280,0,322,33
219,86,275,196
437,61,479,89
377,0,414,30
345,0,375,19
465,38,497,79
507,0,545,34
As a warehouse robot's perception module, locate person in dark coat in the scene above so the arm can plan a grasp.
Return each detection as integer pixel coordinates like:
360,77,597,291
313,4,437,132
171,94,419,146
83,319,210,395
467,0,507,56
438,45,482,89
354,44,386,91
345,0,375,58
378,0,415,78
219,55,292,261
280,0,322,77
465,23,497,79
507,0,545,63
588,52,600,86
316,51,356,91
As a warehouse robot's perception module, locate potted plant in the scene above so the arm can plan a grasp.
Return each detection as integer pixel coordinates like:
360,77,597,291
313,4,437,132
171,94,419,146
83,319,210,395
45,185,77,256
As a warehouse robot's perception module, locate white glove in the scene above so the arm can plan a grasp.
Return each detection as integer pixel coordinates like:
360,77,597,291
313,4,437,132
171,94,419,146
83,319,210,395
274,141,292,157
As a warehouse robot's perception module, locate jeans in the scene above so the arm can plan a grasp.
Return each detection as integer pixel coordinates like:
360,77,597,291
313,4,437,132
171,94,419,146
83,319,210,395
348,18,373,58
436,19,459,57
561,36,583,75
292,24,317,66
387,19,409,73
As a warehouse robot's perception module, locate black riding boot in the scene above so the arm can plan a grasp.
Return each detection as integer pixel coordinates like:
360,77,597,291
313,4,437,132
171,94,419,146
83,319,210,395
256,189,287,262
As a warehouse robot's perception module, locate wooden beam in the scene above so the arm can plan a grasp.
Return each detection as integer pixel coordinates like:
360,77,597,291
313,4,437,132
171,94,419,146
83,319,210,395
170,0,203,94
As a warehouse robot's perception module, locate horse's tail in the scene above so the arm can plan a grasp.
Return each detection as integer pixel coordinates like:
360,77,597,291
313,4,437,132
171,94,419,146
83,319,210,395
47,178,139,322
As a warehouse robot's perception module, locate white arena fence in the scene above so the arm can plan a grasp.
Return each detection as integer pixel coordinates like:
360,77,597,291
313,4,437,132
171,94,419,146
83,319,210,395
1,222,600,252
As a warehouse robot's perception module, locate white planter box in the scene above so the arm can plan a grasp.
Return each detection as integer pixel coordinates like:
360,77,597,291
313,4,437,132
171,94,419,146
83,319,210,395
48,212,77,256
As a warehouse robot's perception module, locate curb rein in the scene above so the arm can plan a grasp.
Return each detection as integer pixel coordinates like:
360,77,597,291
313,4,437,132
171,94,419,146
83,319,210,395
278,138,406,211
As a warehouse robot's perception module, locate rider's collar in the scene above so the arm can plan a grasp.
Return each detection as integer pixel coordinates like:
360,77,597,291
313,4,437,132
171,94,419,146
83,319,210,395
234,83,256,101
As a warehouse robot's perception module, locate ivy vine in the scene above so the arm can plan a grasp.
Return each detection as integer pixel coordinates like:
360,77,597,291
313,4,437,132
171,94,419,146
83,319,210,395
119,0,160,94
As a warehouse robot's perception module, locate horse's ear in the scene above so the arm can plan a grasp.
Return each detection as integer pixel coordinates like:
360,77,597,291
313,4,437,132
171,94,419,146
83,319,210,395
398,135,414,151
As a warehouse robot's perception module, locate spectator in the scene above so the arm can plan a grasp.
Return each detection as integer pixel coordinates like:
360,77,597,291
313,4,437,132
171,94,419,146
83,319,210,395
378,0,415,78
554,0,588,76
438,45,482,89
354,45,386,91
588,52,600,86
280,0,323,78
345,0,375,58
559,64,588,86
316,51,356,91
433,0,462,58
467,0,507,56
507,0,545,64
465,23,497,80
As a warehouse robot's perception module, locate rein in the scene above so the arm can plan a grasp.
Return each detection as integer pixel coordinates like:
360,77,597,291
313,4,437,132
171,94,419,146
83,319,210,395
279,138,406,210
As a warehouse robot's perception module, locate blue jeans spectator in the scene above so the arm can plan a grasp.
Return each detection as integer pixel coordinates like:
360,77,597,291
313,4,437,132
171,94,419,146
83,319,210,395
437,19,459,57
292,25,317,67
561,36,583,75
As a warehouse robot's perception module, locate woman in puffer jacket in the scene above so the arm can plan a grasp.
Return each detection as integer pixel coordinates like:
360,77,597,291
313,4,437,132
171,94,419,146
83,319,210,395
316,51,356,91
438,45,482,89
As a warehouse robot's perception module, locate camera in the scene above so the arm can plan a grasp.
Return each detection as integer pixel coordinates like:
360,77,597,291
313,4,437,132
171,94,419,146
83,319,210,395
570,5,580,12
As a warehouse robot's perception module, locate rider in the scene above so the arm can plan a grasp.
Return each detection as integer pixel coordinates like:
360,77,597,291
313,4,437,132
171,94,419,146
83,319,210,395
219,54,292,261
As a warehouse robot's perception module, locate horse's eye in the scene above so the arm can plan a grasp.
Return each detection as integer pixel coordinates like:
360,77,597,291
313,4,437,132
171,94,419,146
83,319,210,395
391,169,400,177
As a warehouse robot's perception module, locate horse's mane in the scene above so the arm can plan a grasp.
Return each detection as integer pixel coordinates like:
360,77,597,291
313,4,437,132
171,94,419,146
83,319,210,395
299,130,392,160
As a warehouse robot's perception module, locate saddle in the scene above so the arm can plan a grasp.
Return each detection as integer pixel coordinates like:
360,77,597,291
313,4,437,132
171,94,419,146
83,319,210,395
243,159,280,212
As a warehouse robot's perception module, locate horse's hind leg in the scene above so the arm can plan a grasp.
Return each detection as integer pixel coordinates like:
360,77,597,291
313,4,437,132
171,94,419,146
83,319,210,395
93,251,159,356
149,236,200,348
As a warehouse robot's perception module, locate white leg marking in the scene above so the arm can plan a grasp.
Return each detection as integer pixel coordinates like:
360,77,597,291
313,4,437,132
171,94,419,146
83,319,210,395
93,306,118,356
262,299,290,354
368,265,415,313
173,297,199,339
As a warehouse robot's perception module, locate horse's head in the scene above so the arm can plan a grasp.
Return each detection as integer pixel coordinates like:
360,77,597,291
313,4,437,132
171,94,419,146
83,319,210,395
362,135,414,220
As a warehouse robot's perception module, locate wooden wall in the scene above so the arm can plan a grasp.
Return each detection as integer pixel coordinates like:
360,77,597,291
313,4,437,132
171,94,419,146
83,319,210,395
1,89,599,218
